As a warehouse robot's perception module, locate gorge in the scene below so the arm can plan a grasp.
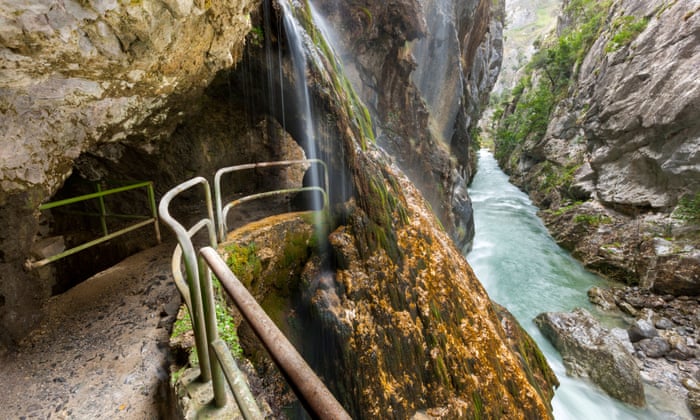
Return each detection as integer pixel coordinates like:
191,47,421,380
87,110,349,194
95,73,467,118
0,0,698,418
2,0,556,417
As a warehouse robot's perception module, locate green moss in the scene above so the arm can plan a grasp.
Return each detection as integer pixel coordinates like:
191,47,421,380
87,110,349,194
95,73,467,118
656,0,679,18
216,298,243,358
545,201,584,216
573,213,612,226
472,391,484,420
224,242,262,288
248,26,264,48
171,365,187,386
358,7,373,25
435,355,450,386
172,307,192,339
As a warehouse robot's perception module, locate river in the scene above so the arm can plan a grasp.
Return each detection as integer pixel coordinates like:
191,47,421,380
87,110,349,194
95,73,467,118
466,149,678,419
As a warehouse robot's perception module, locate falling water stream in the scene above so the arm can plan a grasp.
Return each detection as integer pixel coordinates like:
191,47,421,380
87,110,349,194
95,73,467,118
467,149,683,419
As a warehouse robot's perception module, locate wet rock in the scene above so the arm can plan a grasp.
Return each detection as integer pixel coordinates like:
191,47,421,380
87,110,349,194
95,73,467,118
618,301,639,317
667,334,694,361
636,337,670,359
534,308,645,406
628,319,659,343
655,317,674,330
588,286,616,310
610,328,635,355
687,390,700,418
651,253,700,297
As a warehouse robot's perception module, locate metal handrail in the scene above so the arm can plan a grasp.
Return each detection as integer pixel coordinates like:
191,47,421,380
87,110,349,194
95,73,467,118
159,177,264,418
159,160,348,418
200,247,351,420
214,159,330,241
158,177,218,385
27,181,161,269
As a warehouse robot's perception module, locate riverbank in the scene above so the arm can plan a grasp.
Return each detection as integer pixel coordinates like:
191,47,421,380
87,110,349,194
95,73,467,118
467,149,694,418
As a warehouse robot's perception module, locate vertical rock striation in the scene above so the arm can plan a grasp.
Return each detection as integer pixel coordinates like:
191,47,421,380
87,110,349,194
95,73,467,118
494,0,700,295
311,0,505,251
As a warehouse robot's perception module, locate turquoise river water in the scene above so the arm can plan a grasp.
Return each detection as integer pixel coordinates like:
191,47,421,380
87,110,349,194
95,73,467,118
466,149,682,419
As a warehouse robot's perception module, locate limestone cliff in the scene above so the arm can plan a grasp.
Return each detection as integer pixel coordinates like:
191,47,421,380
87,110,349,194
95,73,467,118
493,0,700,295
312,0,505,251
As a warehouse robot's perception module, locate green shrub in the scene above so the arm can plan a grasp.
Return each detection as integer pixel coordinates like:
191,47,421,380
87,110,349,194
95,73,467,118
606,15,649,52
674,193,700,223
573,213,612,226
493,0,612,164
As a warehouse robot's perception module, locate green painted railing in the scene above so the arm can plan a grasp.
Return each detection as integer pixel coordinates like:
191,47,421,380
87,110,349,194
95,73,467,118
27,181,161,269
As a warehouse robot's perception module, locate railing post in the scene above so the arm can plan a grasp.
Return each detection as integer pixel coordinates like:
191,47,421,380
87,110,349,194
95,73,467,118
147,182,162,244
95,183,109,236
159,177,215,383
199,256,227,407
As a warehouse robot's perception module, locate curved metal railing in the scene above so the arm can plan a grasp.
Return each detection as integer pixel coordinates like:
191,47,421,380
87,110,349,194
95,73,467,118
159,159,349,419
214,158,329,242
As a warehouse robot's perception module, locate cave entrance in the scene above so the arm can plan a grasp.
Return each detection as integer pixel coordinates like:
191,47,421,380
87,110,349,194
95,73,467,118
33,172,161,295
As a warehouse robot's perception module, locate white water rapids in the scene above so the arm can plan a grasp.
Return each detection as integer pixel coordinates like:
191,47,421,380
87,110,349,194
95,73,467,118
467,149,686,419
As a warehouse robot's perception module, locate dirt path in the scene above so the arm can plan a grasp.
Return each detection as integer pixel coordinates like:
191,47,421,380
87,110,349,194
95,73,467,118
0,243,180,419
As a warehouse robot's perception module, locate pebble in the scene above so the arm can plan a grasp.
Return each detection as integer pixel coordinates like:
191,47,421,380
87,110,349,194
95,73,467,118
655,317,674,330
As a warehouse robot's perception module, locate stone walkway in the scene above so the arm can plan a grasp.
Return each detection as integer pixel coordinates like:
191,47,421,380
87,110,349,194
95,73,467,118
0,243,180,419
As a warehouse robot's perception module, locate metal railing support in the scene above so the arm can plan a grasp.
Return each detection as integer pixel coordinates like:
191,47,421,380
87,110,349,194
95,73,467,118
210,339,263,419
200,246,351,420
199,256,228,407
214,159,330,242
96,183,109,236
158,177,217,384
160,159,345,419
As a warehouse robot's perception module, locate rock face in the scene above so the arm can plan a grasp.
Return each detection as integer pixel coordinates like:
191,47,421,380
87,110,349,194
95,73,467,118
312,0,505,251
535,308,646,406
0,0,259,344
494,0,700,295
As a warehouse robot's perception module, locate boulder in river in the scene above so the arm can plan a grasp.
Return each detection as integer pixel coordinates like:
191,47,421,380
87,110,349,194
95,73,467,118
534,308,646,407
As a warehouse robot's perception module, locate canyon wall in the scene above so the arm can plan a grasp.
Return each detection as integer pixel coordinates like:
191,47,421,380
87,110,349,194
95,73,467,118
0,0,558,416
494,0,700,295
312,0,505,250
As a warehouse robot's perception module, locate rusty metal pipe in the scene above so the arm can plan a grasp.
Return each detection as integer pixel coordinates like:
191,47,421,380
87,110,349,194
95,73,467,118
199,246,351,420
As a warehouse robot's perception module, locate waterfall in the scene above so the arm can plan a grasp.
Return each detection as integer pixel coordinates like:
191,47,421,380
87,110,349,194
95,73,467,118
273,0,325,218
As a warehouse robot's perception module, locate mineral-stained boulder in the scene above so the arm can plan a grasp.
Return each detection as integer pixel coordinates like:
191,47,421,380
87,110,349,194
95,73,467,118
534,308,646,406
